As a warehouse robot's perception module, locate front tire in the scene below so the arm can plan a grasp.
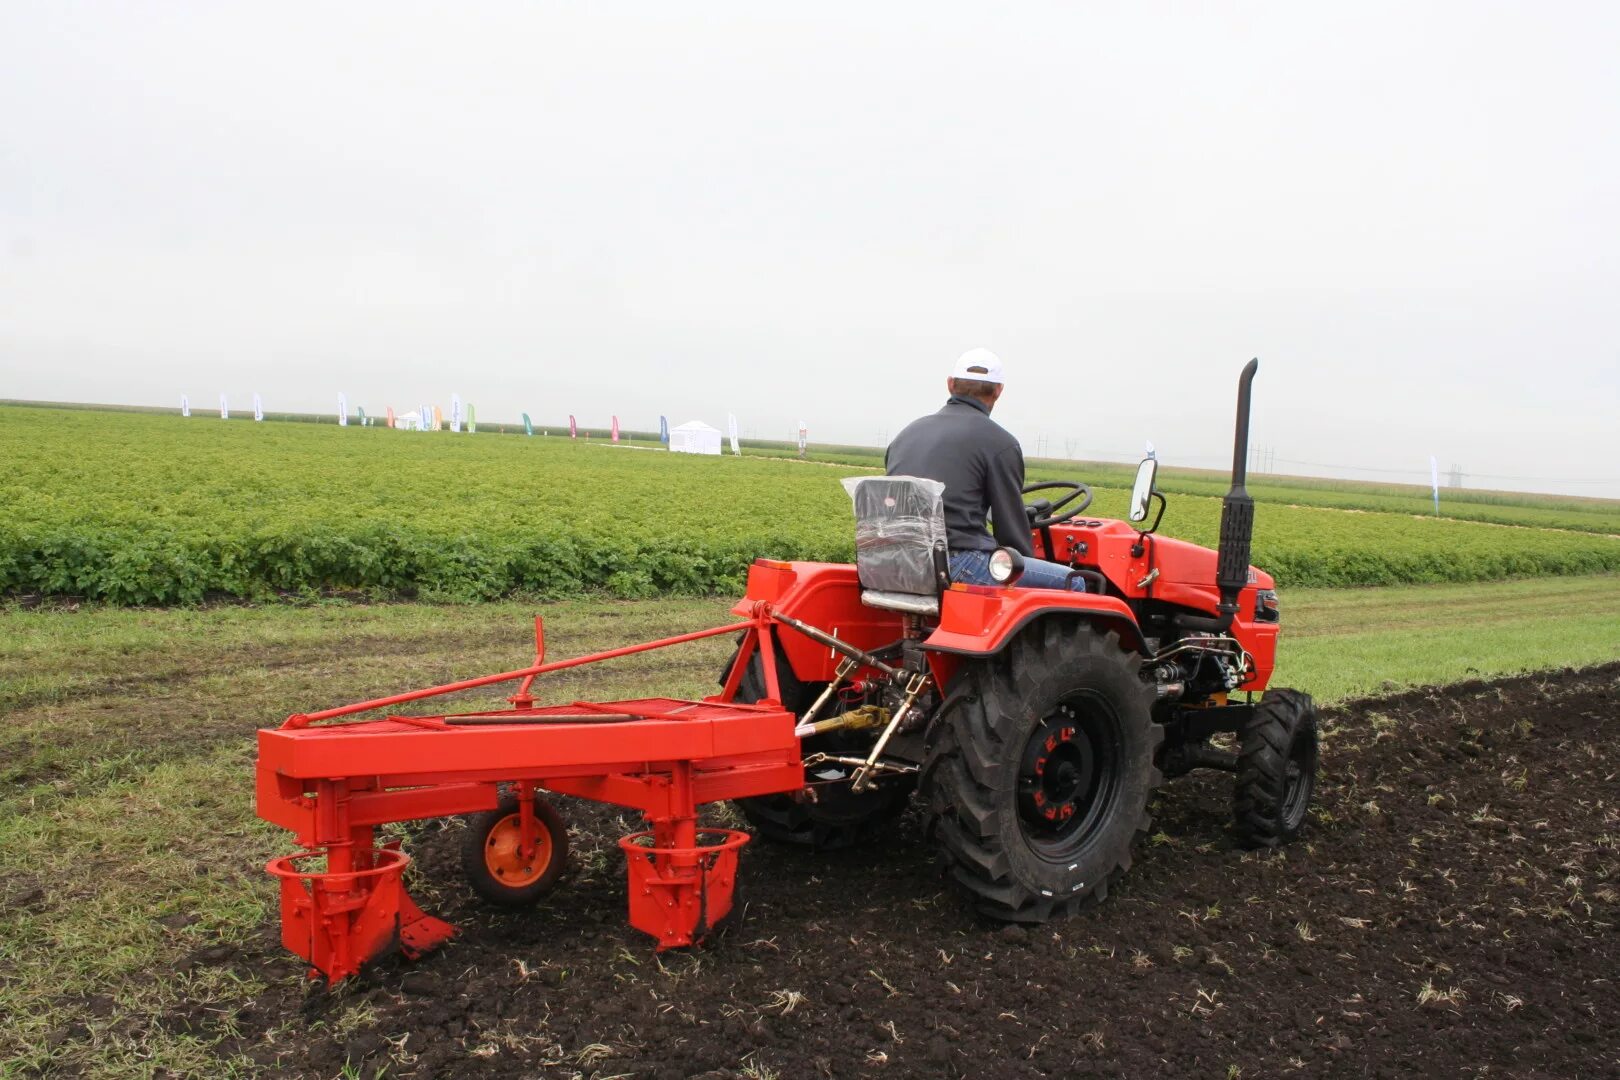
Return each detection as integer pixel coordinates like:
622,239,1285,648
921,620,1160,922
1233,688,1319,848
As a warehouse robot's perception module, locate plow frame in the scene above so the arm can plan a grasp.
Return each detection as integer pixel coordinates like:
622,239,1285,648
257,603,801,982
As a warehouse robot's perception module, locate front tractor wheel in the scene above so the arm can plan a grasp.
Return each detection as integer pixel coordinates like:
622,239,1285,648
1233,689,1320,848
921,621,1161,923
461,792,569,907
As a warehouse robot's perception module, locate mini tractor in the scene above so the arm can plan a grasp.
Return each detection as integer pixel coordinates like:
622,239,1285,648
257,360,1318,981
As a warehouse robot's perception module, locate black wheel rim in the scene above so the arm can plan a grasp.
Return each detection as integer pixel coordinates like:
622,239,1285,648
1280,734,1315,830
1016,694,1122,862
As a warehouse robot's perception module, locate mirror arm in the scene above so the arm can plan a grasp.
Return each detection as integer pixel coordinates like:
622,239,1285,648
1130,492,1168,557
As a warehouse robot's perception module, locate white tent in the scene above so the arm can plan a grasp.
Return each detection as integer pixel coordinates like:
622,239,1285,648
393,410,425,431
669,420,723,456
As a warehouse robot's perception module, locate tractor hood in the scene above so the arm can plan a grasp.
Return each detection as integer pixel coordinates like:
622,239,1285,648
1149,534,1274,591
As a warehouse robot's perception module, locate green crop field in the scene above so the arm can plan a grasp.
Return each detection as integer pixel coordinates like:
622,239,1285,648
786,445,1620,535
4,404,1619,605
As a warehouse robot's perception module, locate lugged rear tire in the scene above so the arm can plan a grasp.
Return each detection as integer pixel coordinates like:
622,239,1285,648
921,620,1160,922
723,638,912,851
1233,688,1319,848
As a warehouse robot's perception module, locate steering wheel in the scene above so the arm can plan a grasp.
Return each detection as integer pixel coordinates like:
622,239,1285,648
1021,480,1093,527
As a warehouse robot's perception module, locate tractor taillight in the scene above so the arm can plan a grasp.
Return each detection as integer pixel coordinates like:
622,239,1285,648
1255,589,1280,623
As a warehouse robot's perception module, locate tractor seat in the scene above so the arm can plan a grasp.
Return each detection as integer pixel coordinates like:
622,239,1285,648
841,475,949,617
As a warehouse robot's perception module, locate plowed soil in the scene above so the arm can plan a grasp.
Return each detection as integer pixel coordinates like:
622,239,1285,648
213,665,1619,1078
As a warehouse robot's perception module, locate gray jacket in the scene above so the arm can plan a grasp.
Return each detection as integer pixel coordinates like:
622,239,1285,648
884,395,1032,556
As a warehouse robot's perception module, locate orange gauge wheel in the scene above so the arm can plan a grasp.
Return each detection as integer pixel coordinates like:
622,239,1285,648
461,793,569,906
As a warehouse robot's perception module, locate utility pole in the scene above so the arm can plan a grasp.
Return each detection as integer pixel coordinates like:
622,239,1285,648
1448,464,1464,488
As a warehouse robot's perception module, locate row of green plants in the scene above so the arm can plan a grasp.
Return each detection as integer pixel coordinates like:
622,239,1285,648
4,406,1617,604
753,448,1620,535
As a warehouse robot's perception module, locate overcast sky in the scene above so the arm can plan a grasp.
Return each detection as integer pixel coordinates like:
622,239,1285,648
3,2,1617,496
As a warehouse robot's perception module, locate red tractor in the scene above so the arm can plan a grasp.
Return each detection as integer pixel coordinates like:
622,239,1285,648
256,360,1318,980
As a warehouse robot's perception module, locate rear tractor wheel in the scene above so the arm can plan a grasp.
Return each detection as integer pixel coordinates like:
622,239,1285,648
462,792,569,907
922,621,1161,922
1233,688,1319,848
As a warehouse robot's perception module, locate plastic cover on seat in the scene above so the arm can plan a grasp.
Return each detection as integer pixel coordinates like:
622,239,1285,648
841,476,947,596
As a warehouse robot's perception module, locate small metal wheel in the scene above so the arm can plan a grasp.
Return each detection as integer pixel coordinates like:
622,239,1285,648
461,792,568,907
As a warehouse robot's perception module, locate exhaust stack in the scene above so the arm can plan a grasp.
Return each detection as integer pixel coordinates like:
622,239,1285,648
1215,359,1259,621
1174,359,1258,634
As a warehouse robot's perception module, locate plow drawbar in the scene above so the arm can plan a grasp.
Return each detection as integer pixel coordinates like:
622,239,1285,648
256,606,801,983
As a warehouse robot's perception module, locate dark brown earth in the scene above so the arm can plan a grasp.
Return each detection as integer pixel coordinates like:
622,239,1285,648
209,665,1619,1078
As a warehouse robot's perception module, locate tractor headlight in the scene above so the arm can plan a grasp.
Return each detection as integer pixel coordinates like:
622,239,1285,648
1255,588,1280,623
988,548,1025,585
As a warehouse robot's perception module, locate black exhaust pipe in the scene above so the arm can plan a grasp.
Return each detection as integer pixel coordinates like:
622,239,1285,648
1176,359,1259,634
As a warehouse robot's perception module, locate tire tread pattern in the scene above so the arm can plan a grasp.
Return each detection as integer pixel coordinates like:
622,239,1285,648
1233,687,1319,848
921,620,1162,923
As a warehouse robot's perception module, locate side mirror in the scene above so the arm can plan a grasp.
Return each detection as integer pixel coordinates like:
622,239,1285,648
1128,458,1158,523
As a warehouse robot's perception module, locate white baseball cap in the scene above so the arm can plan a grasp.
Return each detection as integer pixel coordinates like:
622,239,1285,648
950,347,1004,384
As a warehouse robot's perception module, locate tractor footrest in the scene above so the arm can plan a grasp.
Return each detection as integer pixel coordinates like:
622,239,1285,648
619,829,750,949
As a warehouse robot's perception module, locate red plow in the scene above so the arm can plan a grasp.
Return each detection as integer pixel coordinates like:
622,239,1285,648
257,604,800,983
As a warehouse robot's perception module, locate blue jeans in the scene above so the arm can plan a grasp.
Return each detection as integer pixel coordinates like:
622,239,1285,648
949,549,1087,592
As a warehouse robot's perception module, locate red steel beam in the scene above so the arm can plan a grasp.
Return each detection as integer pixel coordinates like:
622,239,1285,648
284,618,764,728
261,707,793,781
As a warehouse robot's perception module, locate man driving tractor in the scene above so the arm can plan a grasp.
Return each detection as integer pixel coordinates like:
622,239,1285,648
885,348,1086,591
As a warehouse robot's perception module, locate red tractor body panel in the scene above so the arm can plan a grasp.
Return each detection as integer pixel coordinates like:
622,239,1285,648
735,516,1280,692
926,587,1145,654
731,561,904,681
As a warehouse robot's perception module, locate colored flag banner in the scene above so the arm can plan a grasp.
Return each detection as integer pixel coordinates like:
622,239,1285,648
797,420,807,455
727,413,740,455
522,412,533,436
419,404,432,432
219,393,229,420
659,415,669,443
569,415,578,439
181,395,190,417
611,415,620,443
467,404,476,433
1429,455,1441,516
338,393,349,426
358,406,368,427
253,393,264,422
450,393,463,433
387,406,396,429
433,405,444,431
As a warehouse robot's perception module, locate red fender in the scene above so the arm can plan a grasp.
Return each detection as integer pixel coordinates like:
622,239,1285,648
925,584,1146,657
